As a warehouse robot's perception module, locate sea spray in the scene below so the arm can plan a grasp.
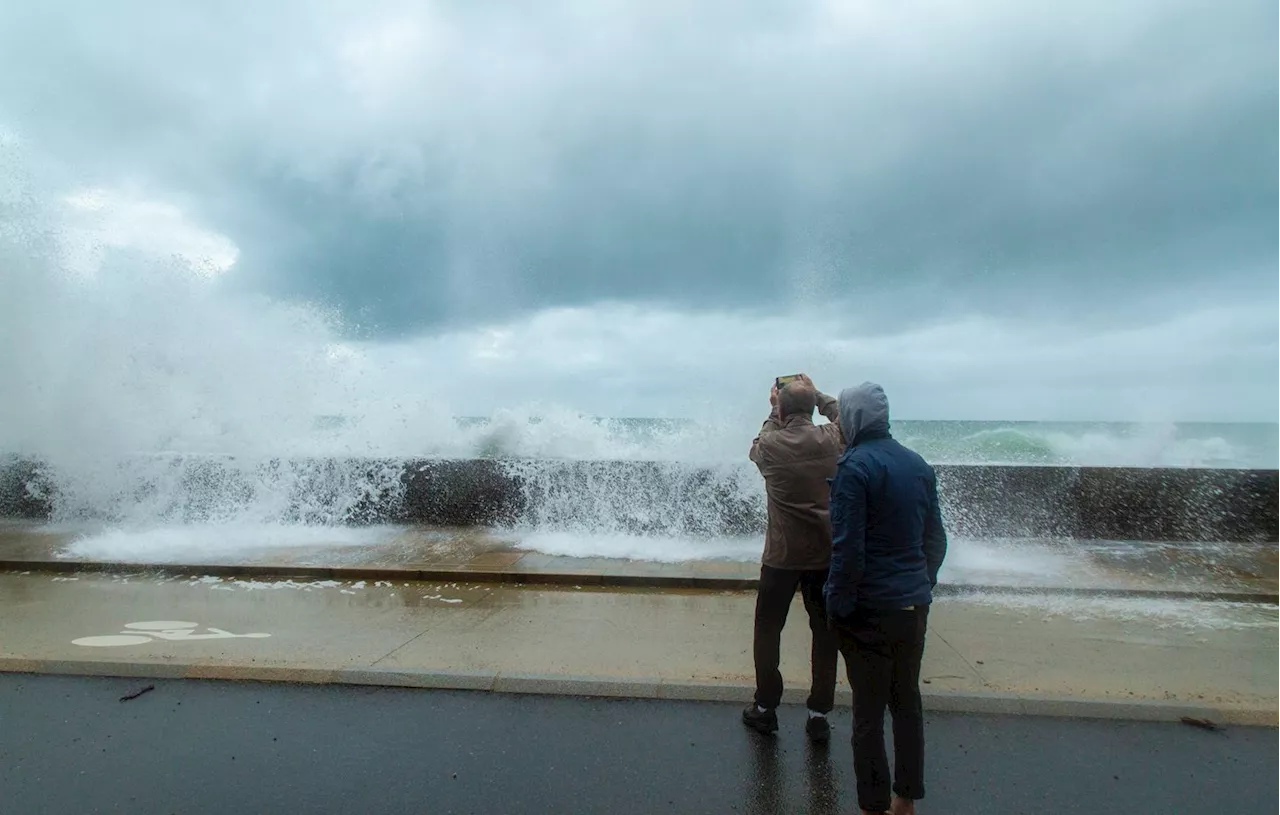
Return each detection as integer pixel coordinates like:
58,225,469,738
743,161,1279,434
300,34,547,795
497,458,765,539
1,188,1272,537
29,454,408,527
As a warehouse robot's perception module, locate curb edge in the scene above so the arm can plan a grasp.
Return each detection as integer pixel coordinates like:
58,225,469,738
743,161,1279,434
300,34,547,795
1,658,1273,727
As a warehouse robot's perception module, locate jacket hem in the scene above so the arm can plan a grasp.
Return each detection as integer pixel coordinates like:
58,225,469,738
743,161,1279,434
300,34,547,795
760,559,832,573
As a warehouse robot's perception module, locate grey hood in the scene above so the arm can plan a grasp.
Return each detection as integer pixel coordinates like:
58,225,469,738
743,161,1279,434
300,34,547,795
838,382,890,447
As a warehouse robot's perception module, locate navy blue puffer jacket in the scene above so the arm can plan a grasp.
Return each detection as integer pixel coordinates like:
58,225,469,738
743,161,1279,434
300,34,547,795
824,382,948,618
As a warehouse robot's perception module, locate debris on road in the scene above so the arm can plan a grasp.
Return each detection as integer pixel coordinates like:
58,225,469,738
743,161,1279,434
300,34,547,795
1179,716,1222,732
119,684,156,702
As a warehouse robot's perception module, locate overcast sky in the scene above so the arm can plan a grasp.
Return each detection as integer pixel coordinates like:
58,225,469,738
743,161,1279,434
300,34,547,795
0,0,1276,422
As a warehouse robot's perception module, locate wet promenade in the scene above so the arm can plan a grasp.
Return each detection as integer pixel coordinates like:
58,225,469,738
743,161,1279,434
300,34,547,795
1,519,1276,724
0,567,1274,724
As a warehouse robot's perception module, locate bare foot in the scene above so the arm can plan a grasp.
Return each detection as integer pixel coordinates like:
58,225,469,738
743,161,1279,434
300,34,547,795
889,796,916,815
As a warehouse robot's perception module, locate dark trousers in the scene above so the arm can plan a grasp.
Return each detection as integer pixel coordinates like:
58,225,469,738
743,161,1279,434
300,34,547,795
752,565,839,713
834,605,929,812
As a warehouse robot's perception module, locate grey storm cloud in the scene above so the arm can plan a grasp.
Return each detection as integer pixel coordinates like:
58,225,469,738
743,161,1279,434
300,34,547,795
0,0,1275,336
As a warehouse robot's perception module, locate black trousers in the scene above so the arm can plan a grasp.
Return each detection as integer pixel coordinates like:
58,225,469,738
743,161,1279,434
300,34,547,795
752,565,839,713
834,605,929,812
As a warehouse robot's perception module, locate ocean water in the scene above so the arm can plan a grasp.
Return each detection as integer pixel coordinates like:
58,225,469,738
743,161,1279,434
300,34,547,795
450,415,1278,468
893,419,1277,469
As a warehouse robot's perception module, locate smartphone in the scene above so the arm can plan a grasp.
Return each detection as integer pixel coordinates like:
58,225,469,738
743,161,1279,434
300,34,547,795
775,374,803,389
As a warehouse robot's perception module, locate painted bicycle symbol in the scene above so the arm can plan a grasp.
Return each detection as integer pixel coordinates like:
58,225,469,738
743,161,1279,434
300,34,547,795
72,621,271,648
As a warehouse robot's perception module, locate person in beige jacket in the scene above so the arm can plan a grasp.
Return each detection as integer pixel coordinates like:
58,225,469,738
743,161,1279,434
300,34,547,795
742,374,844,743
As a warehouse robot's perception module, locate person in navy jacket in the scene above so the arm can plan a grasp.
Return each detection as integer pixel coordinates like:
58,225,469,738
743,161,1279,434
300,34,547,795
825,382,947,815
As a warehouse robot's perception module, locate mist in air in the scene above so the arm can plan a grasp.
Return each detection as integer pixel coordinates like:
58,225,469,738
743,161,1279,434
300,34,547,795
1,0,1276,475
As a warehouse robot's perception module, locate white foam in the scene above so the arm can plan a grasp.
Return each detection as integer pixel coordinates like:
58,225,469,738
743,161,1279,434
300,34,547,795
941,538,1120,589
954,592,1278,632
510,531,1117,589
514,531,759,563
230,579,314,591
221,578,350,591
62,523,402,563
1041,423,1244,468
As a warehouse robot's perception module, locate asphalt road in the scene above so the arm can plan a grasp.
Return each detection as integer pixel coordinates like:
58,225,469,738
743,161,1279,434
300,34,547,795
0,673,1273,814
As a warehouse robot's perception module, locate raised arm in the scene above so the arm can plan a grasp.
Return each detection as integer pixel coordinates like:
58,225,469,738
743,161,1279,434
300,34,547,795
825,459,867,619
794,374,839,425
748,385,783,465
816,390,839,424
923,467,948,587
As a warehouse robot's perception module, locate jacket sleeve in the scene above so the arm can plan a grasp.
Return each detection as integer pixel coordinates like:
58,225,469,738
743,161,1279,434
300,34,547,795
748,409,782,467
923,467,948,587
816,391,840,425
826,460,867,616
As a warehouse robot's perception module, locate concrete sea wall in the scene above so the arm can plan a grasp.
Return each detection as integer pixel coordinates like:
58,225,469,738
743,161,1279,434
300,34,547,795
1,457,1275,543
